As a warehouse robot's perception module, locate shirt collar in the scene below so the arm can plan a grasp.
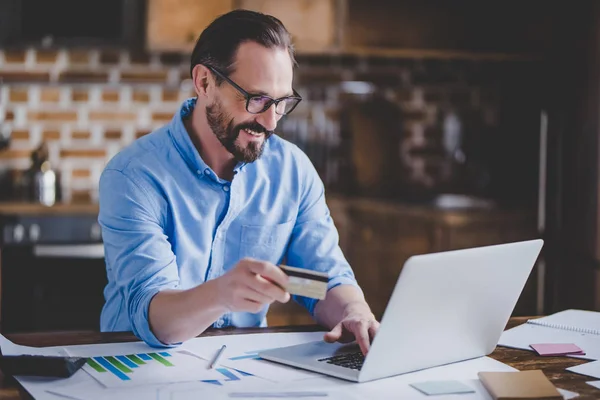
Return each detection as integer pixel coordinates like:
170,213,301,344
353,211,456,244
169,97,210,174
168,97,250,177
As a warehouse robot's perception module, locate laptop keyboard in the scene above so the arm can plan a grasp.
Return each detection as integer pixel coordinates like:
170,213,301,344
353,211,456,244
318,352,365,370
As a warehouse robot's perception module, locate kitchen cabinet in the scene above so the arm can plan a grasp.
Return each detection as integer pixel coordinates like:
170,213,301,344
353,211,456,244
145,0,558,59
146,0,234,53
238,0,337,53
266,196,538,326
342,0,558,59
146,0,336,54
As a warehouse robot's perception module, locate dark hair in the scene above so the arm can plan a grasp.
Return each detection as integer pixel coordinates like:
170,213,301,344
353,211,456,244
190,9,296,83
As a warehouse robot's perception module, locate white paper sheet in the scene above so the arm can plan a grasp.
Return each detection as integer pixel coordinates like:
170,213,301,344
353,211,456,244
587,380,600,389
566,360,600,379
13,332,516,400
184,332,327,382
156,356,515,400
557,388,580,399
0,334,68,356
13,332,326,399
498,324,600,360
81,349,223,388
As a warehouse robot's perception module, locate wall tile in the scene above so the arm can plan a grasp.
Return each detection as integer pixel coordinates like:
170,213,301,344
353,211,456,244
60,149,106,158
71,89,89,102
72,131,91,140
40,87,61,103
9,89,29,103
101,90,120,103
36,50,59,64
4,50,26,63
121,71,168,83
69,51,91,65
72,169,91,178
0,72,50,82
28,111,77,121
132,90,150,103
89,111,137,121
104,130,122,140
59,71,109,83
42,130,61,140
0,149,31,159
11,130,30,140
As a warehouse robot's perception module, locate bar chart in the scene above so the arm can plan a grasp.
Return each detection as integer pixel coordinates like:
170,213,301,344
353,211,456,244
83,350,223,388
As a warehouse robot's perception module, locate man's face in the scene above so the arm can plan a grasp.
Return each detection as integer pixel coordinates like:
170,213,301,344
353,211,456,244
205,42,294,163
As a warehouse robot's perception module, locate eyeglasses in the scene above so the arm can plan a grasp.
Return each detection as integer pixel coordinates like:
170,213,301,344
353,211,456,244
206,65,302,115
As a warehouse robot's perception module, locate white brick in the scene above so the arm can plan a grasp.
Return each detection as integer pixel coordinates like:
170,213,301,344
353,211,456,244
89,50,101,69
120,86,133,106
60,87,72,108
89,86,102,106
91,125,103,146
149,86,162,105
29,86,41,107
25,48,36,70
108,68,120,84
77,106,89,125
14,106,27,127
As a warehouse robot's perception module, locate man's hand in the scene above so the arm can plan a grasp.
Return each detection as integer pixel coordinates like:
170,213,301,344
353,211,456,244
323,303,380,356
216,258,290,313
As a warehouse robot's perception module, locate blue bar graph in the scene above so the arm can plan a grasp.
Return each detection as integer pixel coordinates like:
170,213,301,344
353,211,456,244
116,355,138,369
217,368,240,381
234,369,254,377
94,357,131,381
159,352,171,357
137,353,152,361
229,354,260,361
202,380,223,386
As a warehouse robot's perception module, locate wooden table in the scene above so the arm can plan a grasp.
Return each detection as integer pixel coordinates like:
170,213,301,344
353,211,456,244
0,317,598,399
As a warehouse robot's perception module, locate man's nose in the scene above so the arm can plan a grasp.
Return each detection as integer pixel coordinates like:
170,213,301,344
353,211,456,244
255,104,281,132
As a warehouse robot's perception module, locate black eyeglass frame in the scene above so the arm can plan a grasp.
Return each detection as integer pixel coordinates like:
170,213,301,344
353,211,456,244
206,65,302,115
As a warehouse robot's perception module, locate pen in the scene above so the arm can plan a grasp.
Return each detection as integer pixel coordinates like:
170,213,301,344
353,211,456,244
209,344,227,369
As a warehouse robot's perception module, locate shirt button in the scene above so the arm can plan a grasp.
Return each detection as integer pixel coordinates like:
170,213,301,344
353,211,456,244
204,169,210,175
223,185,230,192
196,170,201,175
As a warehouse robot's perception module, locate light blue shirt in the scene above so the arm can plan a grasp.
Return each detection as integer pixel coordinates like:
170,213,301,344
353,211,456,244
99,98,360,347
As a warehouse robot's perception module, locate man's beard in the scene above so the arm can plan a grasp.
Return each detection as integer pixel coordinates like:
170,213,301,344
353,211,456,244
206,98,273,163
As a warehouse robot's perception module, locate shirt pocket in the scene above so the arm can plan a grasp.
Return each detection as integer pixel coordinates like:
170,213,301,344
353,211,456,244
239,220,295,264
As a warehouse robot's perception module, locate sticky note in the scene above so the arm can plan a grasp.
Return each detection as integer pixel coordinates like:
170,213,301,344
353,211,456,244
410,380,475,395
530,343,585,356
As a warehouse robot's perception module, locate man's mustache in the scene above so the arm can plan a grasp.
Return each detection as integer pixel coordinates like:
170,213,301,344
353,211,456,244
236,123,273,136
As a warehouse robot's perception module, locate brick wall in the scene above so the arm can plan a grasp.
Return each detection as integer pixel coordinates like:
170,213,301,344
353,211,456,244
0,47,540,205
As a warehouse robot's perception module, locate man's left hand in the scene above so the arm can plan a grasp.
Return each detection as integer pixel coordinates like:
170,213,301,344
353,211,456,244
323,304,380,356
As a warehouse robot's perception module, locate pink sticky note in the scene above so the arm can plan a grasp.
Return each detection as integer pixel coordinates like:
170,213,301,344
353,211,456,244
530,343,585,356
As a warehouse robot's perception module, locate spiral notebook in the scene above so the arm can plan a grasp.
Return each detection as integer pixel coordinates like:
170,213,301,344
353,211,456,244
498,309,600,361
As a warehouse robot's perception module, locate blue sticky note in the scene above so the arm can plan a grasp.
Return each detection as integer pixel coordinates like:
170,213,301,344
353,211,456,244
410,380,475,395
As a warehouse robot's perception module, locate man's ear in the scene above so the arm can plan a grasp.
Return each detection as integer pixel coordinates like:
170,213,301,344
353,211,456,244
191,64,213,98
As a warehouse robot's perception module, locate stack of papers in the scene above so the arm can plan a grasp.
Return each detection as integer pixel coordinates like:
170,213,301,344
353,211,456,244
0,332,530,400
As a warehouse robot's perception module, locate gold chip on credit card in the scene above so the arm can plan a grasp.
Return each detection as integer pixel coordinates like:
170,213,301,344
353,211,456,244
279,265,329,300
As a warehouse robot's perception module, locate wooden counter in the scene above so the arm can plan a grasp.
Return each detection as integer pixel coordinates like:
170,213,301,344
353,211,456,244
0,202,99,216
0,318,598,399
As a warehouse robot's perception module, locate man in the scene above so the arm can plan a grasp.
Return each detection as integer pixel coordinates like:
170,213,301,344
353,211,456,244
98,9,379,355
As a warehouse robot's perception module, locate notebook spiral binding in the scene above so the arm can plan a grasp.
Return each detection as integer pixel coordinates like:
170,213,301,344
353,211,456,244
526,320,600,335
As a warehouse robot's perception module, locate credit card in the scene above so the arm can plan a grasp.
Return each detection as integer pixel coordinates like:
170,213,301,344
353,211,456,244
279,265,329,300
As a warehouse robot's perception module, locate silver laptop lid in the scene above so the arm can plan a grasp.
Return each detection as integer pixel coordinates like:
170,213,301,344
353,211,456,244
359,239,543,382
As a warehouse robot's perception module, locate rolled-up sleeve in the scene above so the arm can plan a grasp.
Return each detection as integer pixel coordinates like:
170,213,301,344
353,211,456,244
99,168,179,347
285,153,362,315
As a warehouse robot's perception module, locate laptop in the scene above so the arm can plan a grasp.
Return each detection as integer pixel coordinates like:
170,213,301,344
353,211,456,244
259,239,544,382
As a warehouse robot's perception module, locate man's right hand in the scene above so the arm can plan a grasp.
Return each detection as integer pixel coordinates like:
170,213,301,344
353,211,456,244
215,258,291,313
